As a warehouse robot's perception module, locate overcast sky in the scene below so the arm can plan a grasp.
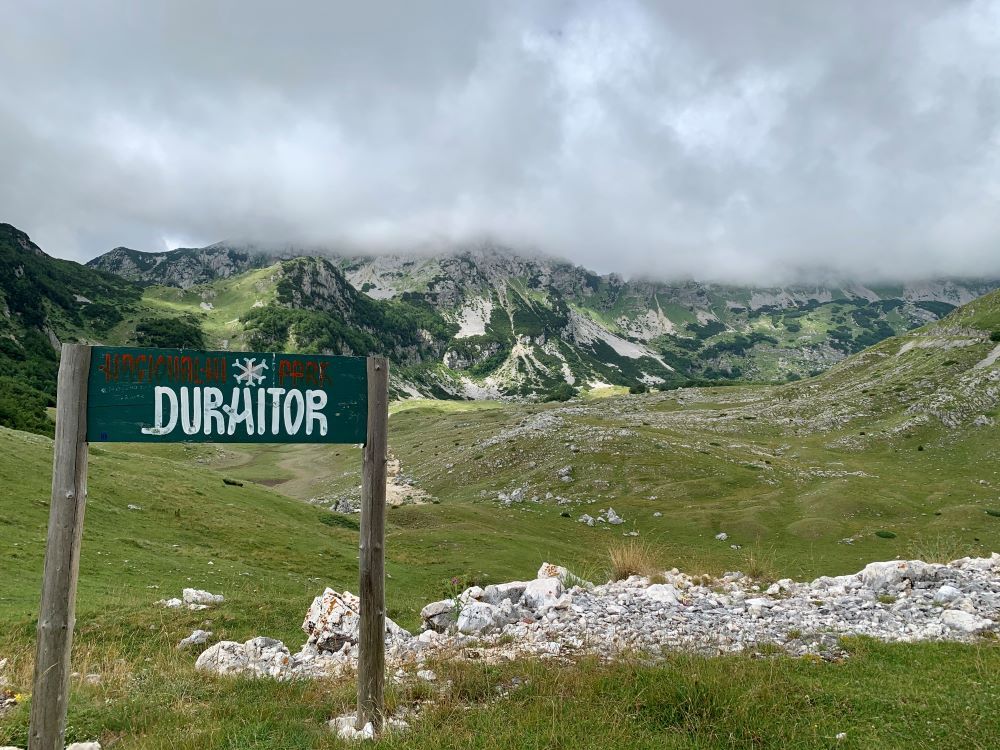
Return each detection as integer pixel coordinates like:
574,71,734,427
3,0,1000,283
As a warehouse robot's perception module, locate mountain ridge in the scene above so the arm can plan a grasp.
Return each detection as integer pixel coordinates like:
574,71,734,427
86,238,1000,394
2,220,998,436
88,240,998,307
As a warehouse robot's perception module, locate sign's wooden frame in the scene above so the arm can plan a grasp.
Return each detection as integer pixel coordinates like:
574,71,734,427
27,345,390,748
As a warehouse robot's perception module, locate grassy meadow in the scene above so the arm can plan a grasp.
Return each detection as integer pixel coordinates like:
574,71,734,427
2,295,1000,747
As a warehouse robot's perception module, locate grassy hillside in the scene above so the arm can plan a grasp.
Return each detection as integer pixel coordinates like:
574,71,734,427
1,289,998,748
0,224,143,433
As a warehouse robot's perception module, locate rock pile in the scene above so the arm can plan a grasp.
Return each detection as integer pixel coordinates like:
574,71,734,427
192,555,999,680
195,588,412,680
433,555,999,661
577,508,624,526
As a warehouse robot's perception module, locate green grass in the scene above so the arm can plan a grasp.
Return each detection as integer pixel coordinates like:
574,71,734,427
1,292,999,747
1,637,997,749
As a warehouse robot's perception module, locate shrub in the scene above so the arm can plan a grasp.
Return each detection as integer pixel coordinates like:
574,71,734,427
991,331,1000,342
875,530,897,539
134,315,205,349
629,383,648,395
986,509,1000,518
544,383,577,402
0,377,55,435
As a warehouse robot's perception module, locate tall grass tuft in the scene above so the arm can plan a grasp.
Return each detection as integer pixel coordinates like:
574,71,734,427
608,540,663,582
739,542,778,584
908,533,978,564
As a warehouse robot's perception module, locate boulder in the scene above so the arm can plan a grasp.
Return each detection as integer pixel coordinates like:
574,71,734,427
458,585,486,604
303,588,410,653
953,553,1000,572
605,508,624,525
537,562,570,582
522,577,564,610
860,560,939,592
481,581,528,606
195,641,249,676
457,601,502,634
941,609,992,633
645,583,681,605
420,599,456,632
933,585,962,604
195,637,298,680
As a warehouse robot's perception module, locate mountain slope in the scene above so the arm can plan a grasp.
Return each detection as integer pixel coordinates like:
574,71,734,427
89,240,999,396
0,224,143,432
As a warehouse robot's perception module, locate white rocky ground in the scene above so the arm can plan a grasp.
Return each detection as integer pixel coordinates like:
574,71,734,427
192,555,999,682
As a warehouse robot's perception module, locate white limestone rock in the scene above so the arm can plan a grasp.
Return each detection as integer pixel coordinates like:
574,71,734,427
420,599,456,632
537,562,570,582
195,637,296,680
645,583,681,605
331,715,375,741
859,560,945,591
941,609,992,633
481,581,528,606
329,713,410,741
178,629,212,649
303,588,410,653
522,577,564,609
934,585,962,604
182,588,224,606
456,602,498,634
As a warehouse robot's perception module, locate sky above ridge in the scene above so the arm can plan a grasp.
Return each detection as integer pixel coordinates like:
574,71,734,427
3,0,1000,283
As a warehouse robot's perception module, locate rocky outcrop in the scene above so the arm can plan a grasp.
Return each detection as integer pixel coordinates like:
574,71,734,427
192,555,1000,681
195,588,411,681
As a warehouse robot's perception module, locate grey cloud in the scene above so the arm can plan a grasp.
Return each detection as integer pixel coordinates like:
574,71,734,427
2,0,999,283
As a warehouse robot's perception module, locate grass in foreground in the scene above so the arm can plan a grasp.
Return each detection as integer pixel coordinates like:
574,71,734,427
1,638,997,749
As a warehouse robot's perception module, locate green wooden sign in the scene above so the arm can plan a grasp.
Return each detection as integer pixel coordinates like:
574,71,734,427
87,346,368,443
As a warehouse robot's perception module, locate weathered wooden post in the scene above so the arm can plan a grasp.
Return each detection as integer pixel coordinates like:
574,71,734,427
357,355,389,732
29,344,92,750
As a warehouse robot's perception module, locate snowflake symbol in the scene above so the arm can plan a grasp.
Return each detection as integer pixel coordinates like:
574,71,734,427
233,357,268,386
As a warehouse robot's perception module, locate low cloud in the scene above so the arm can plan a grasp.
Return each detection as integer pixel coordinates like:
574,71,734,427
3,0,1000,283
